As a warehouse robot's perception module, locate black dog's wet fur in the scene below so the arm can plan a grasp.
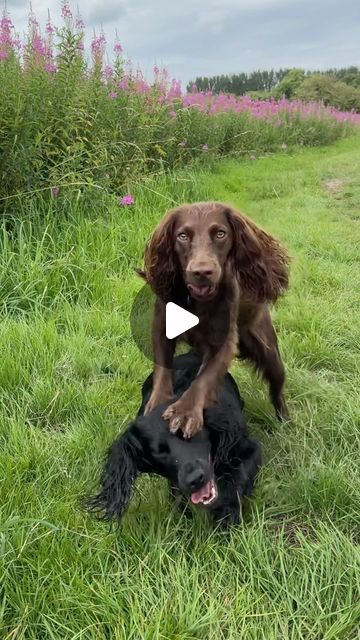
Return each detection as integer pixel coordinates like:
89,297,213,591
87,351,261,526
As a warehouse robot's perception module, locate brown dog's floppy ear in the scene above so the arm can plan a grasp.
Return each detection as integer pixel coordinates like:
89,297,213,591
138,210,179,300
225,207,290,303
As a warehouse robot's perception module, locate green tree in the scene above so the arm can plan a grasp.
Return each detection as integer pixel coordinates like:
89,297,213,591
275,68,306,98
295,74,360,111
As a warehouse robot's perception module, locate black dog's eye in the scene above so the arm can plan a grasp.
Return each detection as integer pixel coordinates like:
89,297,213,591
177,232,189,242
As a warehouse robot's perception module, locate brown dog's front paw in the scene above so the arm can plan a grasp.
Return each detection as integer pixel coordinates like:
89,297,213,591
163,401,204,438
145,390,174,415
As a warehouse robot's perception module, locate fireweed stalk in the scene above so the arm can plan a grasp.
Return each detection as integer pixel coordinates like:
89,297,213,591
0,1,359,215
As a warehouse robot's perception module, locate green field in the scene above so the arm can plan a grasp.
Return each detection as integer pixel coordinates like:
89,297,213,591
1,136,359,639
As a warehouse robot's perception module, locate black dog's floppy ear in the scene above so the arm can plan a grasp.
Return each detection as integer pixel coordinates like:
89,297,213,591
204,408,243,467
238,438,262,497
86,429,140,522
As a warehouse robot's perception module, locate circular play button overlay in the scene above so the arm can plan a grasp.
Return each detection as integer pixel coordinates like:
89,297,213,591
165,302,199,339
130,285,200,361
129,283,154,362
130,279,231,364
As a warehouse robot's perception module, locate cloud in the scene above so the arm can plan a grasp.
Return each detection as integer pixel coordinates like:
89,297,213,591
5,0,360,84
86,1,127,26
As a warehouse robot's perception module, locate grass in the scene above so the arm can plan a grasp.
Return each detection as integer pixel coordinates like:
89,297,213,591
1,135,360,639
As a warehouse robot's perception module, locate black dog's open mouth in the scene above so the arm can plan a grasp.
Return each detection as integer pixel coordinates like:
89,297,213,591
187,284,217,301
190,478,218,507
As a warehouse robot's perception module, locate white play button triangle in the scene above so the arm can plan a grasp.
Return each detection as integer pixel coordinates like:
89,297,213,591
166,302,199,340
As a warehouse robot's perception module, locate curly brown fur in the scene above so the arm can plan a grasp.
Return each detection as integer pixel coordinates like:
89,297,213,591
224,208,289,302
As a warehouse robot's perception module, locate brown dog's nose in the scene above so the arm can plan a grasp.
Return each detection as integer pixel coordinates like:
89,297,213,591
193,267,214,278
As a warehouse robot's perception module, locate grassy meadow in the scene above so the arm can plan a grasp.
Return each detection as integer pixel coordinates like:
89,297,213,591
0,134,359,638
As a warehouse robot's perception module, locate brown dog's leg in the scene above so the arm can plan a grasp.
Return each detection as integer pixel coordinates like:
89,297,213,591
144,298,175,414
239,310,289,421
164,278,240,437
164,323,239,438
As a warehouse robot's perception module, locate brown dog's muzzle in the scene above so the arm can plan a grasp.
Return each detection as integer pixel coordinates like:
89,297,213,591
186,256,222,301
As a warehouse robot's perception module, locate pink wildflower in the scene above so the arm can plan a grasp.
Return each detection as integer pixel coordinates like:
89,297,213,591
0,10,16,60
135,79,150,94
202,144,209,152
61,1,72,21
44,61,57,73
45,21,55,35
91,32,106,66
120,194,135,206
166,78,182,101
118,77,129,90
75,14,85,31
103,65,113,79
51,187,60,197
108,91,117,99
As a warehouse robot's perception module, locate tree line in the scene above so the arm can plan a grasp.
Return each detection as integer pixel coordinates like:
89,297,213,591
187,67,360,95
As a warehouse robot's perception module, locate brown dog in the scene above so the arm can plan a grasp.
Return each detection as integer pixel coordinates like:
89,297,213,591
138,202,290,437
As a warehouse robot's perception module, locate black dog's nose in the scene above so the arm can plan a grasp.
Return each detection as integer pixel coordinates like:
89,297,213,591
184,462,206,490
188,470,205,490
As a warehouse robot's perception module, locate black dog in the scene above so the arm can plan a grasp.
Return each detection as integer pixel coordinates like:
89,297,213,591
87,352,261,526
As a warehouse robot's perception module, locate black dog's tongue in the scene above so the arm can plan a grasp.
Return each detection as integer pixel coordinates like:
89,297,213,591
190,481,212,504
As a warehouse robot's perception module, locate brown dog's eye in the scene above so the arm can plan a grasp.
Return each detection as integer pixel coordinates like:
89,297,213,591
177,232,189,242
216,230,226,239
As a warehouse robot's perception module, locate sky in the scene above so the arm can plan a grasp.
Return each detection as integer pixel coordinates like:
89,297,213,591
6,0,360,86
